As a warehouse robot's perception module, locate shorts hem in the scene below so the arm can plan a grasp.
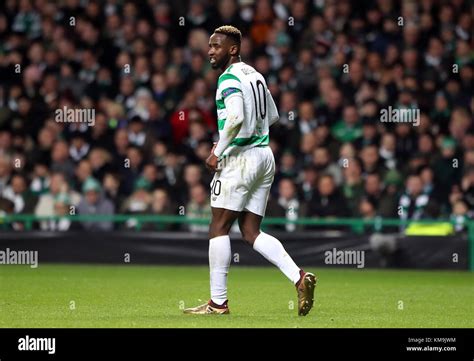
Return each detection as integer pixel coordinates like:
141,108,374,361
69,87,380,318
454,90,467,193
243,206,265,217
210,204,244,212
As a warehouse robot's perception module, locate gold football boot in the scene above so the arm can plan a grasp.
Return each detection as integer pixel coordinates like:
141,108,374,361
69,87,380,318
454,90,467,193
183,300,229,315
297,272,317,316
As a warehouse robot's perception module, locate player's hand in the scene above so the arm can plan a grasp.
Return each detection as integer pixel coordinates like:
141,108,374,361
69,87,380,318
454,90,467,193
206,142,219,172
206,152,219,172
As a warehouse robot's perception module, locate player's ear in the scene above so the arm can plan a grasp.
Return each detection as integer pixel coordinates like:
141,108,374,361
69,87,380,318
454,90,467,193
229,44,238,56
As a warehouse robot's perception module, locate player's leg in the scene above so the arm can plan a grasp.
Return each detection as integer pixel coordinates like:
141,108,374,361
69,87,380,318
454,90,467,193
238,210,301,284
240,147,317,316
239,209,317,316
238,148,301,283
184,158,249,315
208,206,239,307
184,206,240,315
238,151,303,285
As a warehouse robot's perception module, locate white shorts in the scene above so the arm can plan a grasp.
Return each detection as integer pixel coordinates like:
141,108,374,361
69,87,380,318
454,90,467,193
210,146,275,216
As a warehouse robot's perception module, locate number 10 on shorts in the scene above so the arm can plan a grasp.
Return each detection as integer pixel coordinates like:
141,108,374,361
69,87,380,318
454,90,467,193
211,180,221,196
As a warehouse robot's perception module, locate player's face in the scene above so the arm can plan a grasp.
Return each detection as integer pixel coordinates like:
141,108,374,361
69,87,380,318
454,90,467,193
208,33,231,70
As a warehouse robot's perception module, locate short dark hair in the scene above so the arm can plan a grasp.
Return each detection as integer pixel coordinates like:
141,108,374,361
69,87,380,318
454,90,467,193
214,25,242,45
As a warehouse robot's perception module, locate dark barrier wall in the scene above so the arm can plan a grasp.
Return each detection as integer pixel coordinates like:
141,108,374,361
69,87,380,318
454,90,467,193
0,231,468,269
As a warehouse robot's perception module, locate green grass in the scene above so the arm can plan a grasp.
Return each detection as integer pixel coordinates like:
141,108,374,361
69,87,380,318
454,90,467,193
0,265,473,328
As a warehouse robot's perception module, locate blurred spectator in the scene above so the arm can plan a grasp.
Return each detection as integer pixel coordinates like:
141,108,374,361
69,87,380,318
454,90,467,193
311,147,343,185
417,133,437,164
461,167,474,211
298,165,318,202
433,137,462,204
331,105,363,143
358,197,378,219
275,150,298,182
360,144,388,178
74,159,93,193
77,177,115,231
379,133,397,170
102,172,123,210
341,158,364,214
88,148,112,182
267,178,306,232
127,115,154,150
121,177,152,216
307,174,349,218
144,188,177,231
150,188,176,216
179,163,205,204
395,124,417,162
0,196,15,218
89,113,114,149
50,141,75,181
378,170,402,218
120,146,144,195
183,119,212,161
292,101,319,147
69,132,90,163
1,173,37,213
186,183,210,233
354,118,379,150
35,172,81,217
29,163,50,197
314,126,340,159
41,193,79,231
0,154,12,194
420,166,435,197
450,199,470,232
398,174,438,221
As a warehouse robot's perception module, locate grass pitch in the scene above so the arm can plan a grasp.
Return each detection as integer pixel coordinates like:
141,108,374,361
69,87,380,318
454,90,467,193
0,264,472,328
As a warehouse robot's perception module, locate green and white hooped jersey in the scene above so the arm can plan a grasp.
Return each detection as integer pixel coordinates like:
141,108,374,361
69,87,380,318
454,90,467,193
216,62,271,157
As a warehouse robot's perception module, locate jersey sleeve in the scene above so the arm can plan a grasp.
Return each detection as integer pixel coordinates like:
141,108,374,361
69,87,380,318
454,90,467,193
266,88,279,126
213,92,244,158
217,73,242,100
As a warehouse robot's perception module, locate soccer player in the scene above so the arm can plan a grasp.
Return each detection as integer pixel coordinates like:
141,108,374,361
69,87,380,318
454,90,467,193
183,26,317,316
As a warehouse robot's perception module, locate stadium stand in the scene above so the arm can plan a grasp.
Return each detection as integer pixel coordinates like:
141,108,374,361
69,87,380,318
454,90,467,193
0,0,472,231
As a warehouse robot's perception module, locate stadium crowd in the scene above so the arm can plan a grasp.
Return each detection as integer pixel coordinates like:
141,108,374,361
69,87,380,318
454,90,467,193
0,0,472,231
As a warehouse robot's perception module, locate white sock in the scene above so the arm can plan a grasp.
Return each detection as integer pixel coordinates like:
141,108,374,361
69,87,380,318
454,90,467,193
209,235,231,305
253,231,301,284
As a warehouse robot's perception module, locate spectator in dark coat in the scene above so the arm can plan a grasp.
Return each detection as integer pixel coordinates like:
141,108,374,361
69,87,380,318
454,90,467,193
307,174,349,218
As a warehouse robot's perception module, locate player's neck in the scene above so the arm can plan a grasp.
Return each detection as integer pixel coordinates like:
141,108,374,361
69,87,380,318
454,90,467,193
221,56,241,72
